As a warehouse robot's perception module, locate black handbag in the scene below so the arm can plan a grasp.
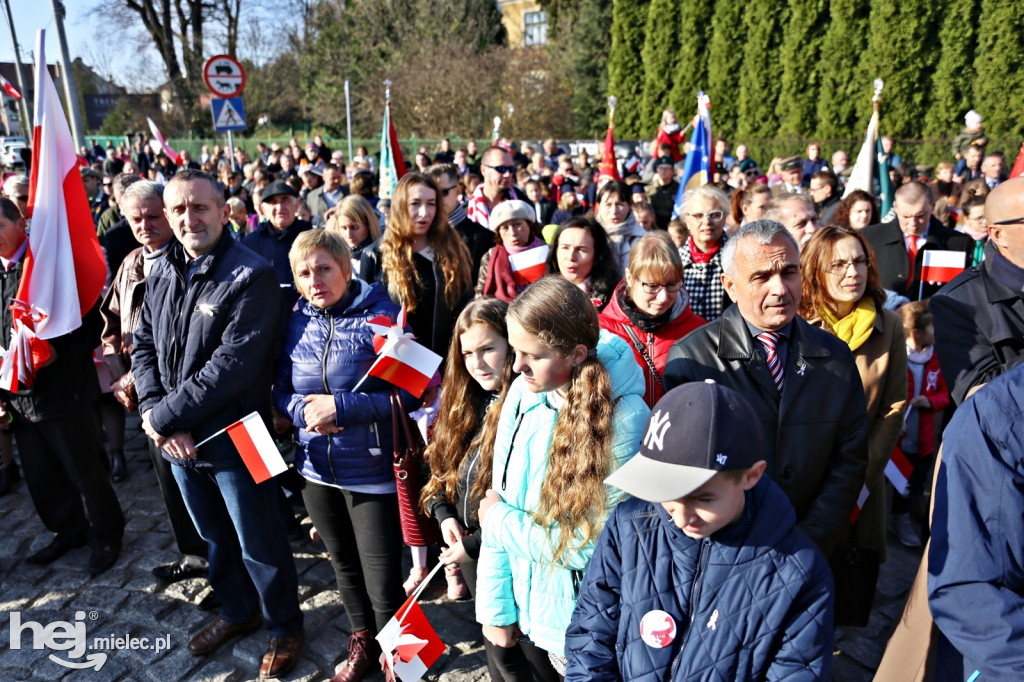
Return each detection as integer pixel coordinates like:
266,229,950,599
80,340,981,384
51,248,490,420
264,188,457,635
830,543,880,627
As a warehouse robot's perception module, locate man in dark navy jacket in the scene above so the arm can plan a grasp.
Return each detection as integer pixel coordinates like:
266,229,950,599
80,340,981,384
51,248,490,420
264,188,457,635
132,170,303,678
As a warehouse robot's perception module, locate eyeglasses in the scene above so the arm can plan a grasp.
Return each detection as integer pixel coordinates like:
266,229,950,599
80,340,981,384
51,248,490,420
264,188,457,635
992,216,1024,226
828,257,870,274
744,169,760,177
16,195,28,202
686,210,724,222
440,185,458,197
102,182,113,188
485,164,515,175
639,281,684,294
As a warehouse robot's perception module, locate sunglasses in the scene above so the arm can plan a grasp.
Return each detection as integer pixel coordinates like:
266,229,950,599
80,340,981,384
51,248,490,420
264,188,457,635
440,185,458,197
485,164,515,175
992,216,1024,226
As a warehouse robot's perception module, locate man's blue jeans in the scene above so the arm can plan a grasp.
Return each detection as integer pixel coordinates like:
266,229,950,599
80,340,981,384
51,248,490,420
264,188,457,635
172,461,303,637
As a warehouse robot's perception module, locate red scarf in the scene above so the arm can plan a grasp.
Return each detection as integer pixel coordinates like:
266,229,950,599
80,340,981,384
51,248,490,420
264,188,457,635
688,235,721,264
483,246,519,302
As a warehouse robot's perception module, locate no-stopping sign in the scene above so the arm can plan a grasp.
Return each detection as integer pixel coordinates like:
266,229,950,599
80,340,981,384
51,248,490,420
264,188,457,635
203,55,246,98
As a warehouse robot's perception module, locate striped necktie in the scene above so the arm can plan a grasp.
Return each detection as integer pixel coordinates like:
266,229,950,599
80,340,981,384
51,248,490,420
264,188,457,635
758,331,784,393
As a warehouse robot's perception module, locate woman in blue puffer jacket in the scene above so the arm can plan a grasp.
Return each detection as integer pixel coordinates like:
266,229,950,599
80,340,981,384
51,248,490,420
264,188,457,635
273,230,416,682
475,275,650,679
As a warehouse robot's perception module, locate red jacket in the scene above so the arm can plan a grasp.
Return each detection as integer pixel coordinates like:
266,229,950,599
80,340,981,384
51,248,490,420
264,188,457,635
599,282,706,407
906,350,949,457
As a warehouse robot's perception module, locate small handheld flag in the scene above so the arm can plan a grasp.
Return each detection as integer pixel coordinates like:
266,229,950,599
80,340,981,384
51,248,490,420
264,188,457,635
885,446,915,497
509,244,549,287
920,250,966,285
0,74,21,100
377,562,445,682
194,412,288,484
356,306,442,399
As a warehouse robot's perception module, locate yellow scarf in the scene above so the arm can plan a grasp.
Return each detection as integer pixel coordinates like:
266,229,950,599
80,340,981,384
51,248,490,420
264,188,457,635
820,298,876,352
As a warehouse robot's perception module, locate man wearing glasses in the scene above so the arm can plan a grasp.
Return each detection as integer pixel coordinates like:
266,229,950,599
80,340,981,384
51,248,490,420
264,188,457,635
428,163,491,282
466,145,520,230
932,176,1024,405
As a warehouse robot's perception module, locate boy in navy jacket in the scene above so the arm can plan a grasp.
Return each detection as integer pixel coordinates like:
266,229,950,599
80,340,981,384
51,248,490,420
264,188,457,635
566,380,834,681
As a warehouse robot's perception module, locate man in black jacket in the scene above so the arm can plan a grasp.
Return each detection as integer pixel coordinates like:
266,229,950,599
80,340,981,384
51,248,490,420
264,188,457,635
132,170,303,678
862,182,973,301
663,220,869,559
0,198,124,574
931,177,1024,405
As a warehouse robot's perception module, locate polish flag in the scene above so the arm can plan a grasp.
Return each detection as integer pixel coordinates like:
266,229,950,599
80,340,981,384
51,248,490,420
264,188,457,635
920,250,966,284
849,483,871,524
359,306,442,399
5,31,107,388
0,74,21,100
1009,141,1024,179
885,447,915,497
509,244,549,287
377,590,445,681
226,412,288,484
147,117,180,165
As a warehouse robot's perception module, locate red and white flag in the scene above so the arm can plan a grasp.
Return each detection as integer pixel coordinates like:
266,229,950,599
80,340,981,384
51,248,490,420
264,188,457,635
920,250,966,284
2,31,107,388
1009,141,1024,179
0,73,21,100
509,244,549,287
226,412,288,484
849,483,871,524
377,563,445,682
885,447,915,497
358,306,442,399
147,117,180,165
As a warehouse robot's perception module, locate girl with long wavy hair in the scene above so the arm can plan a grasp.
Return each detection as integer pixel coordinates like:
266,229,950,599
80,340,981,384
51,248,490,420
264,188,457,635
475,276,650,680
420,299,534,681
360,172,473,356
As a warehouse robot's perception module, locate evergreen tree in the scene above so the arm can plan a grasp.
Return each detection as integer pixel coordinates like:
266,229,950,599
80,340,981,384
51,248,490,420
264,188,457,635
552,0,614,137
667,0,714,125
608,0,651,138
736,2,789,138
705,1,747,139
922,0,979,139
862,0,941,142
776,0,828,137
974,0,1024,138
815,0,871,139
639,0,682,135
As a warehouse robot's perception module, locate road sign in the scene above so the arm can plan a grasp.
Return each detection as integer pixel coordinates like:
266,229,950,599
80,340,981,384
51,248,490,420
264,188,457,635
203,55,246,98
211,97,247,132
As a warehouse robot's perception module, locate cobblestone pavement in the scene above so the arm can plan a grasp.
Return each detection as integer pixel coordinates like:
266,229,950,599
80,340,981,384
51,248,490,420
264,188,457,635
0,414,923,681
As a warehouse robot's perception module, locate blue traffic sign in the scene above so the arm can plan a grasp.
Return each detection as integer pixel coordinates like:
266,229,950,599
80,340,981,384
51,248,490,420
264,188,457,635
211,97,247,132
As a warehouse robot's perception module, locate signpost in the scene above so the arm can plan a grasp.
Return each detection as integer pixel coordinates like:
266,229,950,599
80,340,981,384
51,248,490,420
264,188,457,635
203,55,247,170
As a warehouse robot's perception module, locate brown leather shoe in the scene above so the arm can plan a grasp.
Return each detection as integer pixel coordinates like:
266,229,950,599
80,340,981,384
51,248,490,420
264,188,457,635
188,613,263,656
330,630,377,682
259,631,304,679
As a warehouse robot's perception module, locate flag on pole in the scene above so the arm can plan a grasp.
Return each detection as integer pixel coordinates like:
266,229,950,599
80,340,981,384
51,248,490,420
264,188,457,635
377,563,446,682
1009,141,1024,179
842,109,878,201
509,244,549,287
147,117,180,165
379,98,407,200
673,92,713,218
226,412,288,484
920,250,966,284
359,306,442,399
875,129,895,220
885,447,915,497
0,74,21,100
598,122,621,183
5,31,107,387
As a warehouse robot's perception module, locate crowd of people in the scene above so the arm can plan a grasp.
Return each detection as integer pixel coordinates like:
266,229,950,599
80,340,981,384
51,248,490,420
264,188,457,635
0,103,1022,681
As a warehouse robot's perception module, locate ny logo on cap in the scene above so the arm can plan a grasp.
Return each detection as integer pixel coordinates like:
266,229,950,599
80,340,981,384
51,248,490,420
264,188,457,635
644,411,672,451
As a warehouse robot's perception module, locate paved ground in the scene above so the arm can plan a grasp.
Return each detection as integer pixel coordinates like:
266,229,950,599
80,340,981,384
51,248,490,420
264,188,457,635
0,414,924,681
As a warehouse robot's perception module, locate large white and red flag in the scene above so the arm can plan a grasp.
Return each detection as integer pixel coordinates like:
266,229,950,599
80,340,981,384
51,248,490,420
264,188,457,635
377,562,445,682
509,244,549,287
356,306,442,399
4,31,107,387
226,412,288,484
920,250,966,284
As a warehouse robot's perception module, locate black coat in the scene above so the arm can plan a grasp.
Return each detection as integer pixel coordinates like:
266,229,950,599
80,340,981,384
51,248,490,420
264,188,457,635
452,215,494,284
931,244,1024,405
663,305,869,558
862,217,973,300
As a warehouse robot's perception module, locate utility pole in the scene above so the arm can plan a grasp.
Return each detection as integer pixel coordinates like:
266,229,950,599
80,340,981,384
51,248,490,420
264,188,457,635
50,0,85,150
1,0,33,132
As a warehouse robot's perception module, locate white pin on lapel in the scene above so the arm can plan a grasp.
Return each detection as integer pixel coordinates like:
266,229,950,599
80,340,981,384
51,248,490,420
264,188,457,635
796,361,807,376
707,609,719,631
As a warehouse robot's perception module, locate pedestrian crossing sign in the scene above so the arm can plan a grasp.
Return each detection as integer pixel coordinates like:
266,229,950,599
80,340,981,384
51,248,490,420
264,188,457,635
211,97,247,132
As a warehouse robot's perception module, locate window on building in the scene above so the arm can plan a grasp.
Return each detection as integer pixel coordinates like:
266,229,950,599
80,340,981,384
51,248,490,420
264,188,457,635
524,10,548,46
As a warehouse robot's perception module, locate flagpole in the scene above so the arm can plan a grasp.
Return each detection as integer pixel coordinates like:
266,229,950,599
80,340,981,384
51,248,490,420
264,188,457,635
49,0,85,151
194,424,231,449
1,0,32,131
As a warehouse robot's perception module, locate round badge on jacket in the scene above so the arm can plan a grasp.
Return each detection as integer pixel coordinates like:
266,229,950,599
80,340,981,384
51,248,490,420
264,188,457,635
639,609,677,648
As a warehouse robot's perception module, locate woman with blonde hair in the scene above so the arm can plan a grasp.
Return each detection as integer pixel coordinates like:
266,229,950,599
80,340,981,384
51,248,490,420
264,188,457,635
650,108,685,162
599,231,706,406
421,298,534,680
361,172,473,356
475,276,649,679
326,194,380,276
799,226,906,563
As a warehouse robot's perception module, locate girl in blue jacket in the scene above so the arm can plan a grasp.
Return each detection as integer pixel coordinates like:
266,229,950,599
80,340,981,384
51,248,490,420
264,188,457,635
475,275,650,679
273,230,415,682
